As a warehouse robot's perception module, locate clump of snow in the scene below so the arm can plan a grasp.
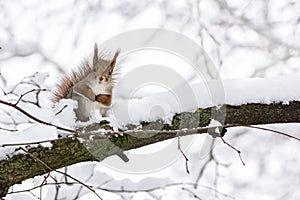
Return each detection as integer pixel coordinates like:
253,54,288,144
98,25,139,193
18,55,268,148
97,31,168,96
0,125,57,146
75,109,105,128
0,125,58,160
108,75,300,126
208,119,222,127
208,119,222,135
223,75,300,105
51,98,77,128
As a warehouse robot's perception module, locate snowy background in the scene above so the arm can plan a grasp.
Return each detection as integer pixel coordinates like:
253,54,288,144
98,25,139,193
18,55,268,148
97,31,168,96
0,0,300,199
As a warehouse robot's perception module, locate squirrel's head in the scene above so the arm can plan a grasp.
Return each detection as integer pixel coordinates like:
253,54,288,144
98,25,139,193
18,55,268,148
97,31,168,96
91,44,120,86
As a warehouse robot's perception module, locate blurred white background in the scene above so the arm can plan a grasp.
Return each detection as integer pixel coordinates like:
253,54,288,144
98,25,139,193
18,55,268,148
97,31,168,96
1,0,300,199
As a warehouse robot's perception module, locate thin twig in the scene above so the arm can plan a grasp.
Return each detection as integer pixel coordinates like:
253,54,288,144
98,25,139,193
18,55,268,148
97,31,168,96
194,141,227,188
14,89,46,106
40,172,50,200
182,187,203,200
238,124,300,142
55,104,68,116
20,147,103,200
0,126,17,132
0,86,7,96
1,136,76,147
177,136,190,174
0,99,76,133
220,137,245,165
7,182,86,195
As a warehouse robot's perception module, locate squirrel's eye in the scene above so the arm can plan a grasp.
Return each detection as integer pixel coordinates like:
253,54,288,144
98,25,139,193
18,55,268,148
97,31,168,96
108,71,112,76
99,77,104,81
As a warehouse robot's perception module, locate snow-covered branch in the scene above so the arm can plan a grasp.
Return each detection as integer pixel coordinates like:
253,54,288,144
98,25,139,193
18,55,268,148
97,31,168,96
1,100,300,197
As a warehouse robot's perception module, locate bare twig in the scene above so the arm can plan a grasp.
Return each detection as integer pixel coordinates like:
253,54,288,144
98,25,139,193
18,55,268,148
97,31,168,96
194,141,228,189
177,136,190,174
97,181,235,199
14,88,46,106
1,137,75,147
55,104,68,116
0,126,17,132
239,124,300,142
0,99,76,133
97,182,196,193
20,147,103,200
0,108,18,127
194,155,212,187
0,86,7,96
5,73,47,107
7,182,86,195
220,137,245,165
40,172,50,200
182,187,203,200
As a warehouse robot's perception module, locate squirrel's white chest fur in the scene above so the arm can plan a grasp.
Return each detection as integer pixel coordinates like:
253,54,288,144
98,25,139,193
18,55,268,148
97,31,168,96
72,76,112,120
88,80,111,95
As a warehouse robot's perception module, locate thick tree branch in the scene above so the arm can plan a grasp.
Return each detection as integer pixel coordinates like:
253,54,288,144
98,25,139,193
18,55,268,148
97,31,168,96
1,101,300,197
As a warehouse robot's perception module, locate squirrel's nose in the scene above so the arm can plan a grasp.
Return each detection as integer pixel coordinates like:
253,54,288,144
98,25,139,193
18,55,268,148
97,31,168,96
99,77,108,83
99,77,109,83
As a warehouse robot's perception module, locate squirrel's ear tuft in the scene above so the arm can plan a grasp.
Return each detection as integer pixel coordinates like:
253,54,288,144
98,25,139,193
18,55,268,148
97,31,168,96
110,49,120,68
93,43,99,67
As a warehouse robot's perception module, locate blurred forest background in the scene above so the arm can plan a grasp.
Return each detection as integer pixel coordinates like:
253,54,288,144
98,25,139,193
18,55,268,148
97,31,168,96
0,0,300,199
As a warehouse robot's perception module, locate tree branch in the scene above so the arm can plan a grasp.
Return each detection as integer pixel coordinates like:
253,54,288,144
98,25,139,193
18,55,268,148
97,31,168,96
1,101,300,197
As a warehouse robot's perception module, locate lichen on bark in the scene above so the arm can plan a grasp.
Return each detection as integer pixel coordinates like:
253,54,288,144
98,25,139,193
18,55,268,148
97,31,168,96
1,101,300,197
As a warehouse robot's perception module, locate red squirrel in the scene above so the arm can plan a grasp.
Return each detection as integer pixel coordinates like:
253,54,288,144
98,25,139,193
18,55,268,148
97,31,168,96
52,44,120,121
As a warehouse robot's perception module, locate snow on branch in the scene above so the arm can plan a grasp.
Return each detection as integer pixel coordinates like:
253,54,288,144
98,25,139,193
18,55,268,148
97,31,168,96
1,100,300,197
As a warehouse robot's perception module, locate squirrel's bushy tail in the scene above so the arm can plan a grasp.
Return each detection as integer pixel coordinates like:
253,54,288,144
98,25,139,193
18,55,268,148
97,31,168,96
52,60,92,104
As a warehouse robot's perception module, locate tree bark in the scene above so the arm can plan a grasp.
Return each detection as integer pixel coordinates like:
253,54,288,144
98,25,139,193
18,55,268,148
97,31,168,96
1,101,300,197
